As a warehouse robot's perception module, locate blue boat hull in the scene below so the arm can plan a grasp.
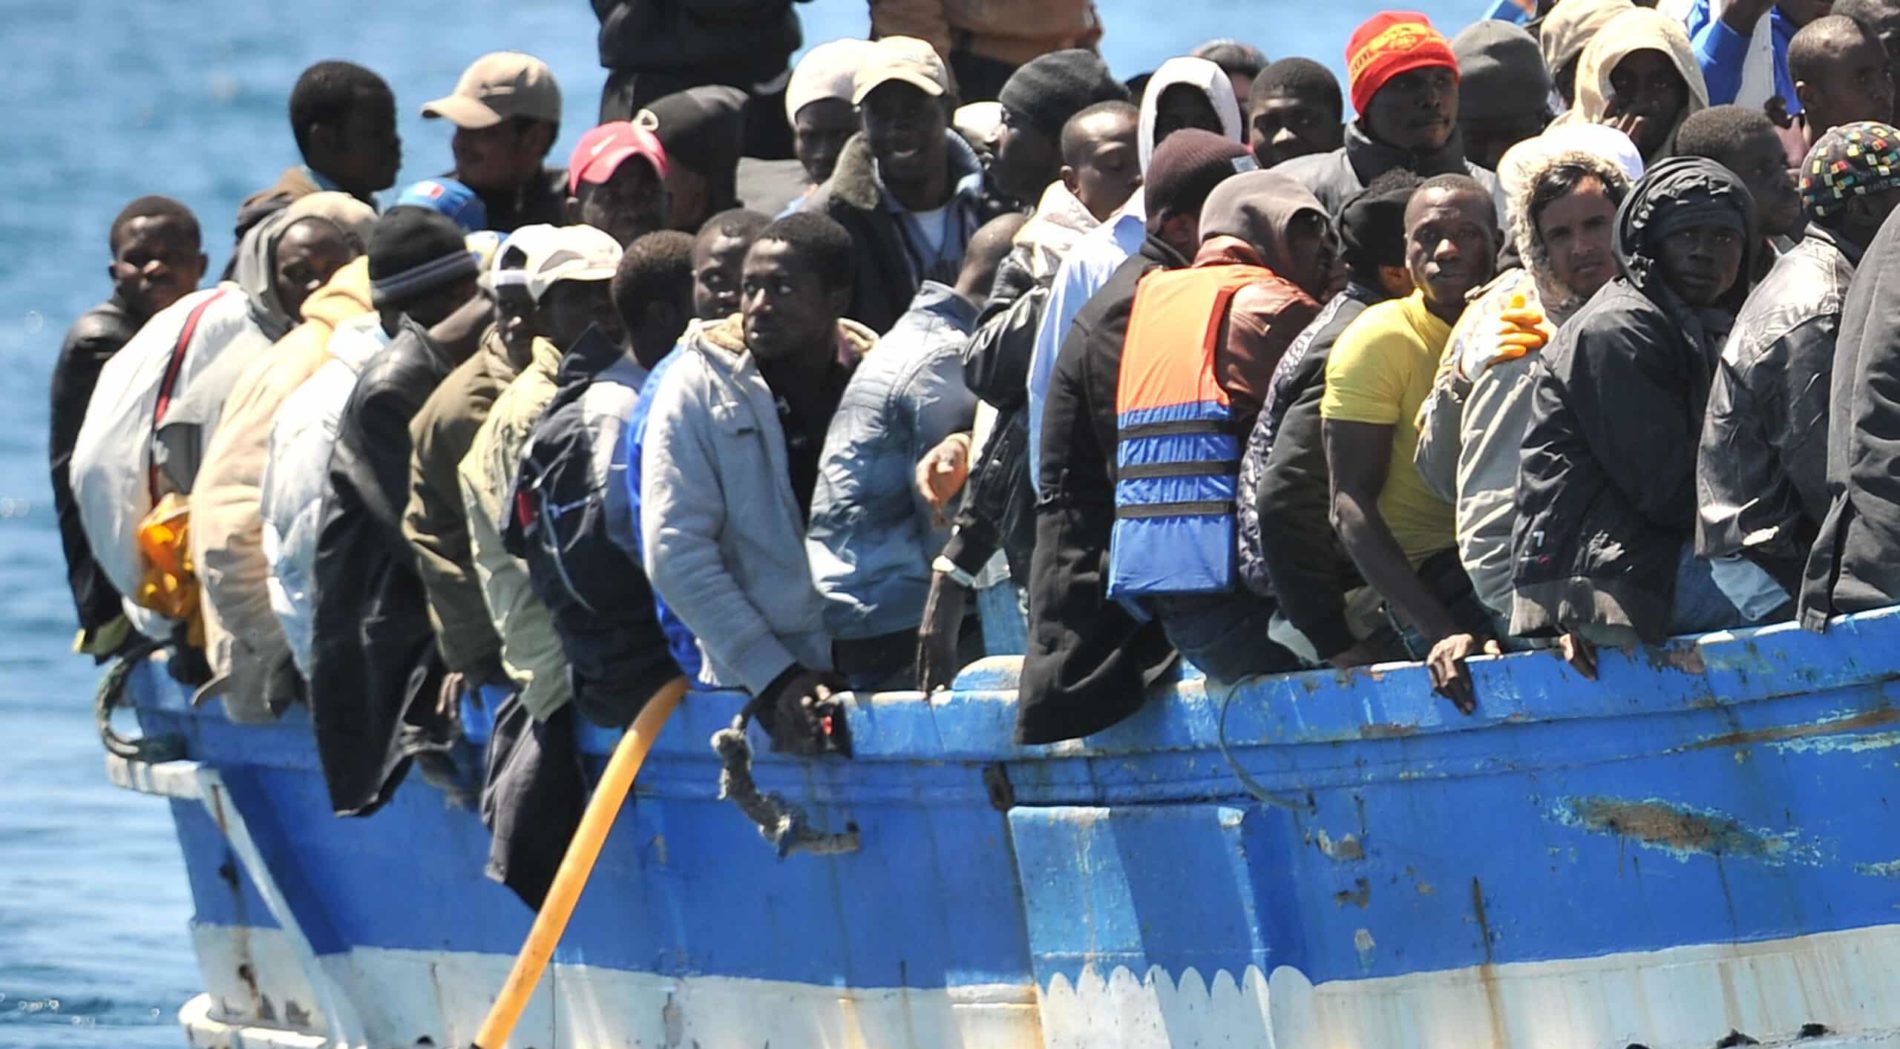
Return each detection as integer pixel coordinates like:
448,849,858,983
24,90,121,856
115,611,1900,1048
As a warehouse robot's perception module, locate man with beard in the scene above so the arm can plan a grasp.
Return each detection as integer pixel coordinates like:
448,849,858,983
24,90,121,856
423,53,568,232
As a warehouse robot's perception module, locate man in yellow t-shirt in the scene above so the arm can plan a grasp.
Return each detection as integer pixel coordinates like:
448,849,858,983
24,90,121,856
1322,173,1498,669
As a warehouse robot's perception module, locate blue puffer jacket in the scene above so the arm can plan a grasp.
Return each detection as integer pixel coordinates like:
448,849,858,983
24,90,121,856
806,283,980,639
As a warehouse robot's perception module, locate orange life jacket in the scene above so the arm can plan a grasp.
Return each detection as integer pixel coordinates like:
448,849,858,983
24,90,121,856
1108,263,1268,598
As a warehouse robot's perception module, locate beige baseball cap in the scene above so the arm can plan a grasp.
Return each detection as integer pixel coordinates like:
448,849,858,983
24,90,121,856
851,36,952,106
422,52,563,129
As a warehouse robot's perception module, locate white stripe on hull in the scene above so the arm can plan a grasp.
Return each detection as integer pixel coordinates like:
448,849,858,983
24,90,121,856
184,922,1900,1048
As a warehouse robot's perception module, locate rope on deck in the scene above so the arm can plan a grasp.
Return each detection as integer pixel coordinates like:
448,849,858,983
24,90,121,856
94,635,187,764
711,714,861,858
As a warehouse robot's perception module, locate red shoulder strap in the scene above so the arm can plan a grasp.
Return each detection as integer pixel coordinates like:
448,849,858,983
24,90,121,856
148,289,229,502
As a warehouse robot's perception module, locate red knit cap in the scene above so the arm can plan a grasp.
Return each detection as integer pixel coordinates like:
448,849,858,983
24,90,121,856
1346,12,1458,117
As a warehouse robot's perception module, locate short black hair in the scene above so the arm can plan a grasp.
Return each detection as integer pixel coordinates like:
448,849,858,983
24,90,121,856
1192,39,1269,79
1527,158,1632,230
1675,104,1779,170
754,212,853,293
1250,57,1344,117
694,207,772,251
1060,100,1139,165
1417,172,1492,202
288,61,393,155
109,195,201,253
612,230,695,330
1833,0,1898,32
1791,15,1880,84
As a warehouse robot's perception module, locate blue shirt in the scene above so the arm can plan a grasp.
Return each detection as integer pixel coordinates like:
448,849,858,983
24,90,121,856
1025,195,1148,493
1686,0,1801,113
616,344,704,681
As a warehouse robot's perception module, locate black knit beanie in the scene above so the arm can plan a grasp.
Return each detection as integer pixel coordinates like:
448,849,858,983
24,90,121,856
1143,129,1255,220
999,50,1130,140
1339,177,1419,278
367,205,478,308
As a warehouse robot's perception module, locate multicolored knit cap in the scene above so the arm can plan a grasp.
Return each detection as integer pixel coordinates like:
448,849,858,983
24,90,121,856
1801,121,1900,222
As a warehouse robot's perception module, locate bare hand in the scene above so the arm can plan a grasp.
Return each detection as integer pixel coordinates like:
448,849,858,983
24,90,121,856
914,432,973,524
1764,95,1793,130
759,667,851,757
915,572,971,691
1558,631,1598,680
1427,633,1501,715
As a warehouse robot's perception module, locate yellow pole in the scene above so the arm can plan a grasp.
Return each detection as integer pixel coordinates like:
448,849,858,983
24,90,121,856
471,678,687,1049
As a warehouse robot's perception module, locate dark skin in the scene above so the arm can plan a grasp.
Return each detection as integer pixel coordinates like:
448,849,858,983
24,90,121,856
380,275,481,337
304,88,402,196
793,98,859,184
740,237,851,737
664,162,714,234
1604,50,1690,159
1363,66,1457,154
1827,182,1900,248
860,82,952,211
1154,84,1226,142
1658,222,1746,306
1325,188,1495,705
1459,109,1552,172
692,230,752,321
452,118,555,194
110,216,207,321
1279,212,1344,302
540,278,623,350
1060,111,1142,221
567,158,668,248
1250,91,1345,168
1718,126,1805,238
992,105,1063,206
1721,0,1832,37
492,285,540,367
1850,0,1900,101
271,218,358,322
1795,27,1895,130
624,297,689,370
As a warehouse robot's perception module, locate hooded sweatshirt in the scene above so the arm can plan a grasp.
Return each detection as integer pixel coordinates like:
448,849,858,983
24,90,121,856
641,315,879,694
190,257,373,719
1416,146,1635,618
1136,57,1245,172
1551,8,1710,164
1512,156,1758,642
1540,0,1636,108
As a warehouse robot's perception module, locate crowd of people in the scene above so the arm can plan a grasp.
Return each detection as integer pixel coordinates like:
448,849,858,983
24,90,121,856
49,0,1900,903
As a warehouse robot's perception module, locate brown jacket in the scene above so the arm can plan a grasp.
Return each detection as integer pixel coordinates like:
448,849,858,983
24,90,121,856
403,326,524,675
871,0,1102,68
1197,236,1324,423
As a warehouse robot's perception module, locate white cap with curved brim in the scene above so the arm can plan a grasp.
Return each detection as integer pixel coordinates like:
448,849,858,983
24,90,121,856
422,51,562,129
525,225,623,303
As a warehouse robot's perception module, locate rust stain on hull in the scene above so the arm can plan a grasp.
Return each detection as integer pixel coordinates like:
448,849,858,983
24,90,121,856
1557,797,1793,861
1682,707,1900,751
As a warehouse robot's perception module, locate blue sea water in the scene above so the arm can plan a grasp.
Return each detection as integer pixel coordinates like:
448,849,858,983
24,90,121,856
0,0,1473,1045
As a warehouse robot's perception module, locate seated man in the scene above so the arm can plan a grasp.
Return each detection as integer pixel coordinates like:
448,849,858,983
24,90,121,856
1683,0,1831,112
1019,130,1254,745
237,61,400,241
1789,16,1896,152
563,120,669,247
1322,174,1497,665
817,37,1000,333
462,226,626,723
1248,58,1346,170
641,213,877,751
1108,170,1340,682
507,231,696,728
404,225,558,700
1450,21,1552,171
1241,172,1419,669
423,52,567,231
309,210,485,815
1513,157,1771,648
806,214,1024,691
51,196,206,656
1700,123,1900,589
1278,13,1504,219
1676,105,1806,252
1417,132,1639,625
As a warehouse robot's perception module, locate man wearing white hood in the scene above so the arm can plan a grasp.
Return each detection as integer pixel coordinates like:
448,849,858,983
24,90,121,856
1025,54,1246,491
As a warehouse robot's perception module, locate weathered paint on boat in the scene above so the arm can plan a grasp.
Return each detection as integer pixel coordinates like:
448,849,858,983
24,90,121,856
112,609,1900,1048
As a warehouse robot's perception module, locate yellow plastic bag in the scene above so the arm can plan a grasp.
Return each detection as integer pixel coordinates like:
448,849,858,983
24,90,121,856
133,492,204,648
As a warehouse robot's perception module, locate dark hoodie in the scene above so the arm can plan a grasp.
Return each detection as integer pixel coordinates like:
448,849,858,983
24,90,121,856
1511,156,1759,643
1800,209,1900,626
1273,123,1508,222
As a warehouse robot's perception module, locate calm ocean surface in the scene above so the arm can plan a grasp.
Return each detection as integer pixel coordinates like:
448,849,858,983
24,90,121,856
0,0,1468,1044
